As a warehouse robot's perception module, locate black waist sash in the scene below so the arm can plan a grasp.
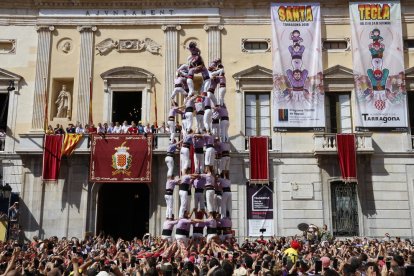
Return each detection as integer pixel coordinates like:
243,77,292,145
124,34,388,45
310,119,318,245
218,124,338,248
162,229,173,236
176,229,189,236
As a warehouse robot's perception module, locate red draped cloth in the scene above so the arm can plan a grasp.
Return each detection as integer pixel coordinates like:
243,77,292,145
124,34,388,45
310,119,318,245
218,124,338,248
336,134,357,183
249,136,269,183
42,135,64,181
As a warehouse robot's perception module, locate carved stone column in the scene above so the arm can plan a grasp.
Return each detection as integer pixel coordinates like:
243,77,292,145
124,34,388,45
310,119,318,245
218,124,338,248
162,25,181,121
203,25,224,65
31,25,55,131
76,26,97,125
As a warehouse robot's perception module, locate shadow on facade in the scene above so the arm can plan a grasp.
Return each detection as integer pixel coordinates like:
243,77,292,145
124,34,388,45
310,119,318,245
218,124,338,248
60,158,84,213
19,199,43,238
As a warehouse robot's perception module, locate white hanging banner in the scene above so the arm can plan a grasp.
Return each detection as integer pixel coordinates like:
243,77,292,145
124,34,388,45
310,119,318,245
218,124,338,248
271,3,325,131
350,2,408,131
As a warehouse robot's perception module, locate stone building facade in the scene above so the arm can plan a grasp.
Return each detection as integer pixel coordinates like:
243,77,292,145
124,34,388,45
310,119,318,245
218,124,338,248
1,0,414,239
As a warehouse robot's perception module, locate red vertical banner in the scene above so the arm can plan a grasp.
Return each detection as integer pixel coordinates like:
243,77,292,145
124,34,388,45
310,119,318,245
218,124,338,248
249,136,269,183
90,134,153,183
336,134,357,183
42,135,64,181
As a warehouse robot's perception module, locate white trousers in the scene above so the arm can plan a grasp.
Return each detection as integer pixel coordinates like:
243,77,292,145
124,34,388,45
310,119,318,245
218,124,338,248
218,87,226,105
162,235,173,243
165,194,174,218
167,120,176,142
194,191,205,210
215,193,222,214
194,152,204,174
180,147,190,172
208,92,218,106
205,147,215,166
220,120,229,142
171,87,187,100
214,158,221,175
196,114,204,132
203,109,212,132
185,112,193,132
179,190,189,218
165,156,174,177
187,78,195,95
221,191,232,218
212,123,220,138
202,79,211,93
220,156,230,171
205,190,216,213
192,233,204,239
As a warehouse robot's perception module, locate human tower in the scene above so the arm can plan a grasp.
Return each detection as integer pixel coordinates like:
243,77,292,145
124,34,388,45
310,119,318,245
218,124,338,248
162,42,233,244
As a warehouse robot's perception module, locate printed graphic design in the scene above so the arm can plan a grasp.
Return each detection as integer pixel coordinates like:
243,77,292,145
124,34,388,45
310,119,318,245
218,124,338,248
271,3,325,130
350,2,408,131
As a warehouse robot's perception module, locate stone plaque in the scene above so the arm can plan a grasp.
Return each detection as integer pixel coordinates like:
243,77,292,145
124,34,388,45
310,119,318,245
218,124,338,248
291,183,314,199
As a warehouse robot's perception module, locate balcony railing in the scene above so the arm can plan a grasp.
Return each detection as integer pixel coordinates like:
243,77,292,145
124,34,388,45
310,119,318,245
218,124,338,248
244,137,273,151
0,137,4,152
412,136,414,150
313,133,374,155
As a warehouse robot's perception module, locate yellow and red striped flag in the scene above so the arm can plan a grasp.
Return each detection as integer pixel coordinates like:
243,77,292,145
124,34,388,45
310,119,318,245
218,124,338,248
61,134,83,156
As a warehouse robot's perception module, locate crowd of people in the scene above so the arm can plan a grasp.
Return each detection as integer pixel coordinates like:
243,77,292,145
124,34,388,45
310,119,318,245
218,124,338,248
0,232,413,276
45,121,164,136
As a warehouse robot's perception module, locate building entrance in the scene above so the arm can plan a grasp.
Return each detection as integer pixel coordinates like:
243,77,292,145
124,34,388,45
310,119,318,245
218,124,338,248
112,91,142,124
97,184,149,240
331,181,359,236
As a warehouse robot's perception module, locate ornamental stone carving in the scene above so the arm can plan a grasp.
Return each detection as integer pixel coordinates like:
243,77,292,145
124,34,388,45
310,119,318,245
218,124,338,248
95,38,118,55
57,38,73,54
95,38,161,55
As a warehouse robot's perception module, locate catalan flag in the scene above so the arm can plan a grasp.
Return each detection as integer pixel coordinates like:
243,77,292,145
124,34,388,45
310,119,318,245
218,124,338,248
61,134,83,156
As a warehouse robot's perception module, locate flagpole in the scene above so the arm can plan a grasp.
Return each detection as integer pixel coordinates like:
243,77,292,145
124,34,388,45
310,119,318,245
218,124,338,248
153,76,158,128
89,77,93,125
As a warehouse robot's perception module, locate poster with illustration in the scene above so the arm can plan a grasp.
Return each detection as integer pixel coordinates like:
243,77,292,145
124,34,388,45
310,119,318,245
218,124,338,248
350,2,408,131
271,3,325,130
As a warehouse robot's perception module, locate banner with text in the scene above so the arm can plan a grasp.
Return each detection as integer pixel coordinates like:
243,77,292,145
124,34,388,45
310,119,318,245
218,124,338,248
247,183,274,237
90,134,153,183
271,3,325,130
350,2,408,131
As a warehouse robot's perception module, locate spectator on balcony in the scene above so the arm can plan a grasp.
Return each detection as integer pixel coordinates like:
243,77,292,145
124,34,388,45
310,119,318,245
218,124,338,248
127,122,139,134
150,122,157,133
144,123,152,134
121,121,130,133
66,123,76,134
158,121,167,134
138,121,145,134
45,125,54,135
75,123,85,134
54,124,65,135
88,123,97,134
113,122,122,134
97,123,105,134
106,122,114,134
